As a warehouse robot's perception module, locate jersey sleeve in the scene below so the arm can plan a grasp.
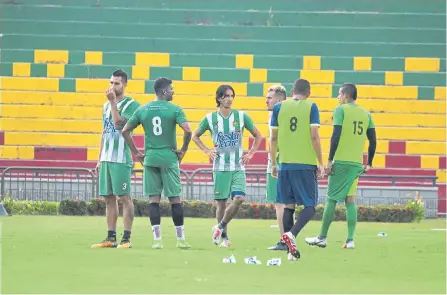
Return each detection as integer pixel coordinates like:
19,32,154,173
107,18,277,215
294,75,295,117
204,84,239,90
270,103,281,128
310,103,320,126
126,106,141,127
243,112,255,132
333,106,344,126
367,112,375,129
175,107,188,125
197,116,210,134
122,100,141,120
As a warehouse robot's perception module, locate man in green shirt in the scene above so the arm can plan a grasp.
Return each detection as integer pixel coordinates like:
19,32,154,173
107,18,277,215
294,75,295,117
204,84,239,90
91,69,140,249
192,85,262,247
122,77,192,249
305,83,377,249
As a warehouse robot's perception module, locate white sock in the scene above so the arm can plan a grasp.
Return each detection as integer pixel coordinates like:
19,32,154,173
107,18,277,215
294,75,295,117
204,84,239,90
152,225,161,241
175,226,185,240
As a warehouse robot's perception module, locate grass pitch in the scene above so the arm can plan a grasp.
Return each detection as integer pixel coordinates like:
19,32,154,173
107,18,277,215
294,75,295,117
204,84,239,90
2,216,446,294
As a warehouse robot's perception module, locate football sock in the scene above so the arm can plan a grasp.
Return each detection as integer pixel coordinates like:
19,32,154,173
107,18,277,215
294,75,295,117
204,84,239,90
107,230,116,240
221,229,228,239
218,220,228,230
319,199,337,238
291,206,315,237
283,208,295,233
152,225,161,241
149,202,161,225
346,202,357,241
122,230,131,240
171,203,184,226
175,226,185,240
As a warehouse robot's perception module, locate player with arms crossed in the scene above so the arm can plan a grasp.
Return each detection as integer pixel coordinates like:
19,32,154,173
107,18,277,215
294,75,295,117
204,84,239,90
122,77,192,249
270,79,324,259
91,69,141,249
265,85,288,251
305,83,376,249
192,85,262,247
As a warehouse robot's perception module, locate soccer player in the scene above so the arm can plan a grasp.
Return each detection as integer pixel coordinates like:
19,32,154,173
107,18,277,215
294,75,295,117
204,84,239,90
265,85,288,251
91,69,141,249
192,85,262,247
270,79,324,259
122,77,192,249
305,83,377,249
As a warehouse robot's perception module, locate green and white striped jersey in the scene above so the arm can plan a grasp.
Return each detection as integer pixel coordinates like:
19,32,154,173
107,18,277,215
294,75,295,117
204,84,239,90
100,96,140,165
197,110,255,172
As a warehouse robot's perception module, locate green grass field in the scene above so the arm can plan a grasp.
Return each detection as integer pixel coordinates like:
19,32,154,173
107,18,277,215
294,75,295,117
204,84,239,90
2,216,446,294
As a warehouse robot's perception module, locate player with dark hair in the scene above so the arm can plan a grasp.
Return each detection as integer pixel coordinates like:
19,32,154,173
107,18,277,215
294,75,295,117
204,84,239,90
192,84,262,247
122,77,192,249
91,69,141,249
305,83,376,249
270,78,324,260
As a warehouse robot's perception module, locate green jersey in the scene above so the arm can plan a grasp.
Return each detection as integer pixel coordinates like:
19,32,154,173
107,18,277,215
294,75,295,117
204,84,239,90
100,96,140,165
197,110,255,172
333,103,375,164
267,111,279,173
271,99,320,168
127,100,188,168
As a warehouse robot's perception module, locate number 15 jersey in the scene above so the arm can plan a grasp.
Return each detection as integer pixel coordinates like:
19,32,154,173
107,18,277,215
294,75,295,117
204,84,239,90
127,100,188,168
332,103,375,165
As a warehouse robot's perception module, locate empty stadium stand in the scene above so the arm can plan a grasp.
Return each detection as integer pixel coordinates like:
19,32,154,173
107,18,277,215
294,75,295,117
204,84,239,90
0,0,445,213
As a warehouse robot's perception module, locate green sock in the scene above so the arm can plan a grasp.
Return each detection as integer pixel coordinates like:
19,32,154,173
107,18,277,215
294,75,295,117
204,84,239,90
319,199,337,238
346,202,357,241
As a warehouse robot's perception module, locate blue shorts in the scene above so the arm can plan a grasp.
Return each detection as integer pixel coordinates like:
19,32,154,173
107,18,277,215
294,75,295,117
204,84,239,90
278,169,318,207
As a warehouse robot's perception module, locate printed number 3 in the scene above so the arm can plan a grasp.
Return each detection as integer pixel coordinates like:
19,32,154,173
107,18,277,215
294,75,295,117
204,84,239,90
153,116,163,136
122,183,127,190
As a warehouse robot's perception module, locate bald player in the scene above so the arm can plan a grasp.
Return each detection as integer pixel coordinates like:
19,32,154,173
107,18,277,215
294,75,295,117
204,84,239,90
270,79,324,260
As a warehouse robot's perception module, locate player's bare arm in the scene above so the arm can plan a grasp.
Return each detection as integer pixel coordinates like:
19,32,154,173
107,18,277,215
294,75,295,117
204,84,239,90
310,126,325,177
95,135,104,173
192,129,217,160
173,122,192,163
106,88,128,131
122,121,144,165
241,126,262,165
365,128,377,172
269,127,279,178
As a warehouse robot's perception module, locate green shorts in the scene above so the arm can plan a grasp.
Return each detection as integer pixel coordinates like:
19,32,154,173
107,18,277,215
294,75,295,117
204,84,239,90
327,161,364,202
266,173,279,203
143,166,181,197
213,170,246,200
99,162,132,197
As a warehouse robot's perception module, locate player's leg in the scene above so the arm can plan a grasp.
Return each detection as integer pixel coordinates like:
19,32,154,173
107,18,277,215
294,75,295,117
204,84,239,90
266,173,287,251
108,163,134,248
211,171,232,245
92,162,119,248
162,166,191,249
277,170,301,259
144,166,163,249
344,177,361,249
215,199,229,247
305,162,361,248
289,170,317,238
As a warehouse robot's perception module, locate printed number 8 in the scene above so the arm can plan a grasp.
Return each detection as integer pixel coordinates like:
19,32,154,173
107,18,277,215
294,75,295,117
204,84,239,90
153,116,163,136
289,117,298,132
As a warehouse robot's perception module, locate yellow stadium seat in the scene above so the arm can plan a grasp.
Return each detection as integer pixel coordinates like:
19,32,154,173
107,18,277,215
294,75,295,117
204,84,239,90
235,54,253,69
303,56,321,70
250,69,267,83
13,63,31,77
47,64,65,78
5,132,99,147
0,146,34,159
406,141,446,155
435,87,446,100
1,105,100,120
75,78,145,93
405,57,440,72
436,170,446,183
0,77,59,91
135,52,170,67
34,50,69,64
85,51,103,65
353,57,372,71
174,81,248,96
421,155,440,169
357,85,418,99
182,67,201,81
300,70,335,84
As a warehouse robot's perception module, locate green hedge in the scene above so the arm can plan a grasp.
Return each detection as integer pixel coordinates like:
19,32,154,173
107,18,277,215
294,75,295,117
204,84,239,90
3,197,424,223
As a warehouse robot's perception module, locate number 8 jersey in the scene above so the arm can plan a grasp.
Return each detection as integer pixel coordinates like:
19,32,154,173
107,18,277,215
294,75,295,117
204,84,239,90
332,103,375,165
127,100,188,168
270,99,320,167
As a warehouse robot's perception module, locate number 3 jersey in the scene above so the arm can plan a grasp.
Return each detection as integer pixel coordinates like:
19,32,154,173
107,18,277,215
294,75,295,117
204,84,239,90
100,96,140,166
197,110,255,172
127,100,188,168
332,103,375,165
